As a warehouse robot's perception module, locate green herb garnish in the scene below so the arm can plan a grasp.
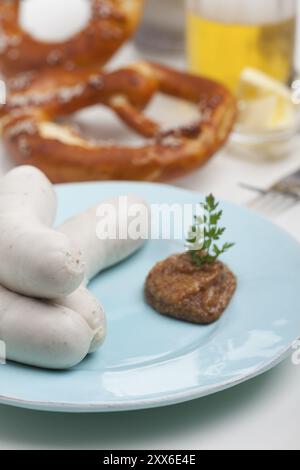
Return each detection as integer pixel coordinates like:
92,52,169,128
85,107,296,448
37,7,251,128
186,194,235,266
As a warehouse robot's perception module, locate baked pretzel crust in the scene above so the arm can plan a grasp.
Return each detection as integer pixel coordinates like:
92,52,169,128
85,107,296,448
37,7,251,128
0,62,237,183
0,0,143,77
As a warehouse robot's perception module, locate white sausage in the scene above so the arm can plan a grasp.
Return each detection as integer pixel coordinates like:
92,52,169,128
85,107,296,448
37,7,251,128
0,283,106,369
0,285,97,369
55,285,106,353
59,195,149,282
0,166,85,298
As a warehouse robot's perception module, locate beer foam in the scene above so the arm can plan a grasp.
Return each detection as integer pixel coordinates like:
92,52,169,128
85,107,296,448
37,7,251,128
194,0,296,24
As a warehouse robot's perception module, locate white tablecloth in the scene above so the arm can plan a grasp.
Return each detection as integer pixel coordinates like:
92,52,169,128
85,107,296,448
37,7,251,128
0,1,299,450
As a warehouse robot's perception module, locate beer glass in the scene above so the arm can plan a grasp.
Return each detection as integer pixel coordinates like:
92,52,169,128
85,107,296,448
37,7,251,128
186,0,297,91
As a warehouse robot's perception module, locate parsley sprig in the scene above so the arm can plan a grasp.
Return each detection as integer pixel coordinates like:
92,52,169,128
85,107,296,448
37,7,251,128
186,194,235,266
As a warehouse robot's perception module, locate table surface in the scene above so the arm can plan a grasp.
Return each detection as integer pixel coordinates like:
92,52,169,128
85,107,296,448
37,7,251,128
0,1,300,450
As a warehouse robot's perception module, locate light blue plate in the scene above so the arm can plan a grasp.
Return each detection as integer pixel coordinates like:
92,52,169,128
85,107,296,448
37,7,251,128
0,182,300,413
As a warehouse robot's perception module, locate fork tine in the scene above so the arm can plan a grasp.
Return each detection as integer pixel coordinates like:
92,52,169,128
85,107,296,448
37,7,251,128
247,192,299,218
265,193,296,218
239,183,266,194
241,167,300,218
262,192,288,216
247,192,276,213
271,195,299,216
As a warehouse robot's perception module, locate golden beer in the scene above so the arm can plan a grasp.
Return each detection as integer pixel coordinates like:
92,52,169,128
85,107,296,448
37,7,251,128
186,0,297,91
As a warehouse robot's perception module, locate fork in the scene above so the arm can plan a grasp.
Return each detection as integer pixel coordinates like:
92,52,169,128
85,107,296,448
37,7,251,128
240,168,300,218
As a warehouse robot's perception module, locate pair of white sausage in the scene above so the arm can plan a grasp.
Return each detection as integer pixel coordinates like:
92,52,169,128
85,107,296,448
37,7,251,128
0,166,148,369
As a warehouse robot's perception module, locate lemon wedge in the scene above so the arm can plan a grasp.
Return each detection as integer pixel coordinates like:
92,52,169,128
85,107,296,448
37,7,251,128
237,68,295,130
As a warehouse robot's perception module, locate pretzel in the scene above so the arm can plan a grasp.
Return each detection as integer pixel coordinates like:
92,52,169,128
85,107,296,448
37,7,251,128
0,0,143,77
0,62,237,183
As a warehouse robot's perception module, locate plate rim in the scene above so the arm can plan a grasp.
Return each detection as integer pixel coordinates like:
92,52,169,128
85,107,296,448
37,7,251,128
0,344,293,412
